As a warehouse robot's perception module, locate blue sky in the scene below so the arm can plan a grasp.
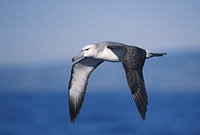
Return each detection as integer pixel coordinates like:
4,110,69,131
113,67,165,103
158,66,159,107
0,0,200,64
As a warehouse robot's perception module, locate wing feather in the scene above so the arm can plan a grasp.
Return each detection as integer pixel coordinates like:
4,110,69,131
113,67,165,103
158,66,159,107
122,46,148,120
68,57,103,123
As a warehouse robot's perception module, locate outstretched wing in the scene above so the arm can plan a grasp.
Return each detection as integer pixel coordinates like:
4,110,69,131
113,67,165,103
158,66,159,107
122,46,148,120
68,57,103,123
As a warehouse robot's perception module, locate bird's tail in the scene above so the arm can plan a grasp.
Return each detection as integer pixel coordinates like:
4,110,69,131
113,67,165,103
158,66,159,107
146,51,167,59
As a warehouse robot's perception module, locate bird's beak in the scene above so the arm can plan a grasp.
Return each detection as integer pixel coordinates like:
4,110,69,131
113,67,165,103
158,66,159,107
72,51,84,62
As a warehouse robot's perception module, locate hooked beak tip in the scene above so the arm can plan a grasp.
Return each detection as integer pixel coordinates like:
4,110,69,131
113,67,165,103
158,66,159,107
72,58,75,62
71,51,84,62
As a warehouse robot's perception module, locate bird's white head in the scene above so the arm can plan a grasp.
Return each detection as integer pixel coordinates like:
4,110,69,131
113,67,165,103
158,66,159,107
72,44,97,62
82,44,97,57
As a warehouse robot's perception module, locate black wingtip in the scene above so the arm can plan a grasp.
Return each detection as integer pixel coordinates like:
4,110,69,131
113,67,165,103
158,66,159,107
141,114,146,121
142,117,145,121
69,111,77,123
70,118,75,123
69,103,78,123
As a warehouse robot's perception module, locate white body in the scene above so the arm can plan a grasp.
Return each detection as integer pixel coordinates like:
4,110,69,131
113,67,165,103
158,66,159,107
96,46,125,62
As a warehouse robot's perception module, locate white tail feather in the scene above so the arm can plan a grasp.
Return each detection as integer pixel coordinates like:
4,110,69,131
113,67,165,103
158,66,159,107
146,50,167,59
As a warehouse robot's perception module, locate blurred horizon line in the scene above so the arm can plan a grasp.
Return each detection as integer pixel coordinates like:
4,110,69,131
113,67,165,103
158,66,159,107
1,45,200,67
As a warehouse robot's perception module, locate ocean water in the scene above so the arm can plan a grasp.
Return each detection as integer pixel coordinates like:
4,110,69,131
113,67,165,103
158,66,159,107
0,91,200,135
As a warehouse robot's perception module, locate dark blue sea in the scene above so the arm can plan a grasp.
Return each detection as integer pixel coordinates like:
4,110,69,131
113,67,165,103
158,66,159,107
0,90,200,135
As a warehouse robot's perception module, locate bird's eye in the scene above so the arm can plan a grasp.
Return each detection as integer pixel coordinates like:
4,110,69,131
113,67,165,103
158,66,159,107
84,48,89,51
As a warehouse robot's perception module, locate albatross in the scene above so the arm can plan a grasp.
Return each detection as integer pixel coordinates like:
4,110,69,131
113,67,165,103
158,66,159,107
68,41,166,123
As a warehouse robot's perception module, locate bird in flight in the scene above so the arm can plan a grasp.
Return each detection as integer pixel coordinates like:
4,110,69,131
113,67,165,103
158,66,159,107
68,41,166,123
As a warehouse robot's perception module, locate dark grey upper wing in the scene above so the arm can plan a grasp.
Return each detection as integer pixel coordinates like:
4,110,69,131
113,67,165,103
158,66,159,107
122,46,148,120
68,57,103,123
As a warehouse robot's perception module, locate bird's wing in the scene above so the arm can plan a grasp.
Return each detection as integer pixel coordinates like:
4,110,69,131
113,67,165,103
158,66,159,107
106,42,126,49
68,57,103,123
121,46,148,120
